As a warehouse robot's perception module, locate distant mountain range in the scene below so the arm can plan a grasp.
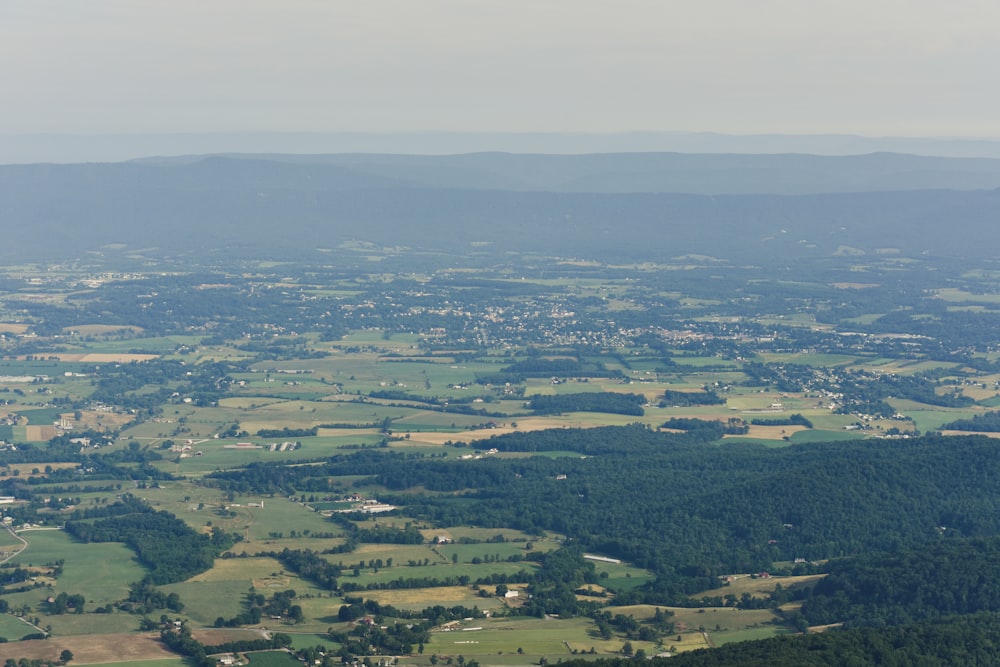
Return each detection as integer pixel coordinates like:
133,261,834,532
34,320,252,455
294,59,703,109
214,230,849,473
2,152,999,264
7,131,1000,163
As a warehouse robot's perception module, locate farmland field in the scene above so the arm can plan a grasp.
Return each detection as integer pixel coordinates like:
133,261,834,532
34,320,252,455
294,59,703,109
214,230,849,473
0,632,178,664
4,240,1000,666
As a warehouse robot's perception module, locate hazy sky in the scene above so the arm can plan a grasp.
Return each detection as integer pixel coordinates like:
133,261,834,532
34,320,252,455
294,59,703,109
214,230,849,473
4,1,999,137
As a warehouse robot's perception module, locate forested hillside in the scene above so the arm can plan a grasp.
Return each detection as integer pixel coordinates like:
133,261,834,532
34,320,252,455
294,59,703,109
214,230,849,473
205,427,1000,600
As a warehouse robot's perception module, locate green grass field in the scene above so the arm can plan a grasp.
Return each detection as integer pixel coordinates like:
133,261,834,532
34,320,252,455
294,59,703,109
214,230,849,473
0,612,32,640
75,661,187,667
756,352,861,367
284,632,342,650
132,486,344,542
437,542,541,564
889,400,978,432
420,615,665,660
3,529,146,613
246,652,303,667
588,561,655,592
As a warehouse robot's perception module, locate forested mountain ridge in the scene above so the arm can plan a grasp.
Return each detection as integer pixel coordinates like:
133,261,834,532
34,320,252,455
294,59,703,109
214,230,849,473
113,151,1000,194
3,154,1000,263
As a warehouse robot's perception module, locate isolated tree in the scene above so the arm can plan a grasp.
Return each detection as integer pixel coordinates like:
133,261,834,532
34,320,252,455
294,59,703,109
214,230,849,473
60,649,74,664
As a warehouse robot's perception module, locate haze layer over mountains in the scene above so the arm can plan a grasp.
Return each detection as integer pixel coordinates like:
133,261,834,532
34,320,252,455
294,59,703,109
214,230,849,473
4,150,1000,264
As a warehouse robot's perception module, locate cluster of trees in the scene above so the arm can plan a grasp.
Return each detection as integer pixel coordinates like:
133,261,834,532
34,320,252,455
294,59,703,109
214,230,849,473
353,523,426,544
527,392,645,416
41,592,85,615
661,418,748,436
271,548,340,590
750,413,813,428
118,579,184,615
215,588,303,626
2,654,74,667
0,567,31,588
798,537,1000,627
329,617,428,656
940,411,1000,432
660,389,725,407
256,426,317,437
592,608,674,641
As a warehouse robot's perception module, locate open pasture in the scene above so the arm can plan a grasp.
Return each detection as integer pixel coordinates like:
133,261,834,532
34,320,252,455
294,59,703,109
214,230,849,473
0,529,22,550
424,616,642,659
339,543,438,566
438,542,546,564
136,487,342,542
167,557,340,626
42,612,151,637
362,585,503,611
730,424,808,440
756,352,861,367
953,374,1000,401
684,606,789,647
587,560,655,592
439,527,548,545
669,356,740,369
405,422,565,446
61,324,145,336
64,409,135,432
168,558,341,627
3,529,145,610
0,612,31,640
191,627,272,645
934,287,1000,304
611,604,786,650
390,410,515,431
212,397,447,432
162,578,265,626
72,334,195,354
522,379,643,397
152,437,371,474
245,353,486,392
3,461,78,478
0,632,178,664
888,400,978,432
284,632,342,650
0,359,81,377
696,574,824,599
853,358,961,376
246,652,302,667
47,352,161,363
